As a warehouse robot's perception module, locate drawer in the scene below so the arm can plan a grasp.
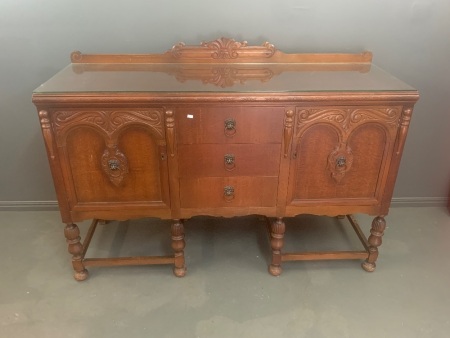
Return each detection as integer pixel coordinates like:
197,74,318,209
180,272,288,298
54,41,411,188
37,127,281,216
175,106,284,144
178,144,281,178
180,177,278,208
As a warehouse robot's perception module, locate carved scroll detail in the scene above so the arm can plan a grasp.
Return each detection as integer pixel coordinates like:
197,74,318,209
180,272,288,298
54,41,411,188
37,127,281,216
52,109,164,145
101,146,129,186
169,37,276,59
297,107,400,134
202,37,247,59
70,51,83,62
327,143,354,183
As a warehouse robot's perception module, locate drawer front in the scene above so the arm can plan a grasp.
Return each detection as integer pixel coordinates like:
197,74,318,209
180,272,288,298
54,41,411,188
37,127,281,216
180,177,278,208
178,144,281,178
175,106,284,144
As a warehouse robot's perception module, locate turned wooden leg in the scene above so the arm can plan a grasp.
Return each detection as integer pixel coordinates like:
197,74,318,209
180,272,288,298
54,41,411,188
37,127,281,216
269,217,285,276
64,223,88,281
171,219,186,277
362,216,386,272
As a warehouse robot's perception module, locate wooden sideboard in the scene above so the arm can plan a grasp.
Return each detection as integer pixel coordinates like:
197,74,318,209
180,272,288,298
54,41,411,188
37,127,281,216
33,38,419,280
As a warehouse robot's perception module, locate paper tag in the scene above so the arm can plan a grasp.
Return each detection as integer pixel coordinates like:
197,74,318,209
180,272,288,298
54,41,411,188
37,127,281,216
187,114,194,119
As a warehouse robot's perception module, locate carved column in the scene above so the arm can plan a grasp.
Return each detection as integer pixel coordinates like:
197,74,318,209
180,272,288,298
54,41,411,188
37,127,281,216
396,107,413,155
165,110,175,157
64,223,88,281
269,217,286,276
38,110,56,160
362,216,386,272
283,109,294,157
171,219,186,277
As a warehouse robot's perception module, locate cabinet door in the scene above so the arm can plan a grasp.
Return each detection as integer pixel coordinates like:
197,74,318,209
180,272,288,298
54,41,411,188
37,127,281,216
51,108,170,212
287,106,401,206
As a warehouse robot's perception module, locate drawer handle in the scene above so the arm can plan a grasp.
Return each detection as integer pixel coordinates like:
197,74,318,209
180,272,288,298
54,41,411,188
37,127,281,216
224,118,236,137
108,159,120,170
224,154,235,170
223,186,235,202
336,156,346,167
328,145,353,183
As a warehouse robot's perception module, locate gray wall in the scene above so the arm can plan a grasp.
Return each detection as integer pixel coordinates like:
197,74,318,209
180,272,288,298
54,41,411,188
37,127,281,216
1,0,449,207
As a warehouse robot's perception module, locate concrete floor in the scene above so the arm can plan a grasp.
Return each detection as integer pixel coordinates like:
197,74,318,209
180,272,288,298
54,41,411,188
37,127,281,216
1,207,449,337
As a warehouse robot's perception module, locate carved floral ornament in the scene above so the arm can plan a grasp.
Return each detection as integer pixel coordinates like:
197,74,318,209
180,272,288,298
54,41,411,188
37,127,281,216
169,37,276,59
202,38,247,59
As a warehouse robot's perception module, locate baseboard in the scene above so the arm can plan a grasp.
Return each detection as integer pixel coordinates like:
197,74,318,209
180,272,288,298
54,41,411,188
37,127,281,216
390,197,447,207
0,197,447,211
0,201,59,211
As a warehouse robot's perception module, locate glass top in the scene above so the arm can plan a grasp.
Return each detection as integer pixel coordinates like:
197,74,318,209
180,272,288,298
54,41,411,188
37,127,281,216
33,62,415,94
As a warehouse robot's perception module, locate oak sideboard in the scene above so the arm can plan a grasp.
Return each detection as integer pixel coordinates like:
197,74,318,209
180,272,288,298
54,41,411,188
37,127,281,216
33,38,419,280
